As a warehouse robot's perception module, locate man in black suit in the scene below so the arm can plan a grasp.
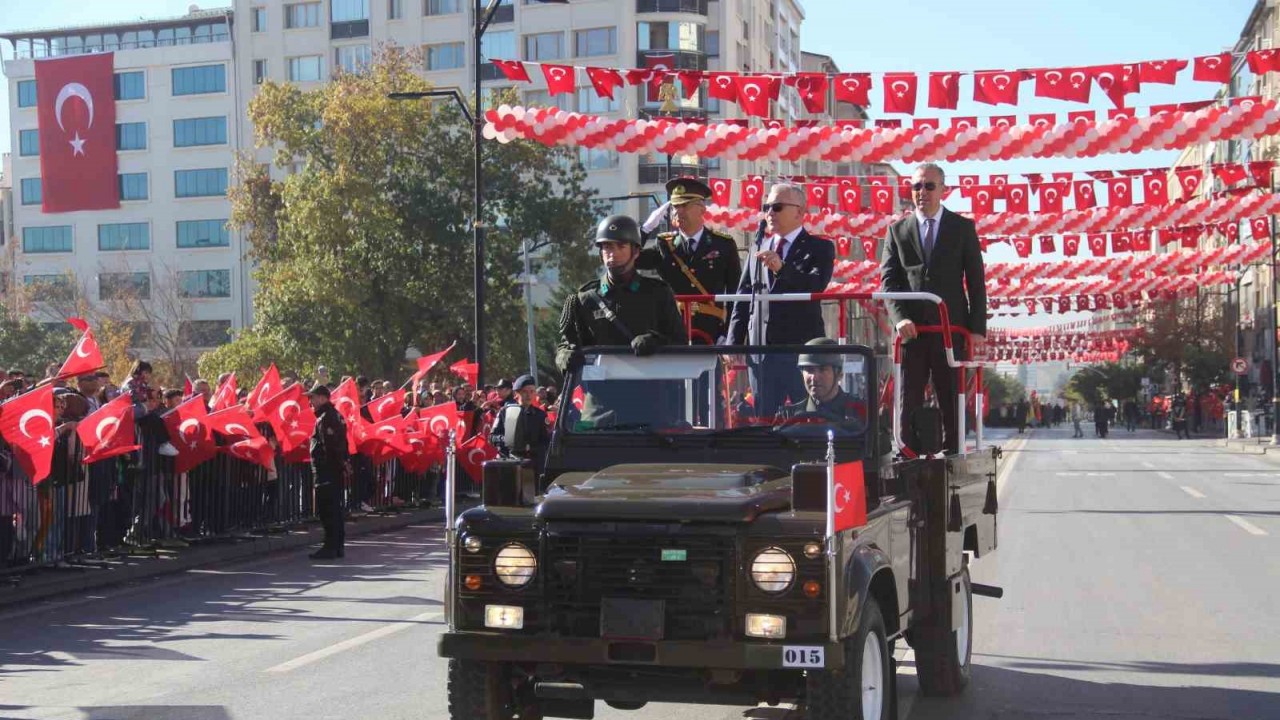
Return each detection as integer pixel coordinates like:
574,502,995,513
726,182,835,417
880,163,987,455
638,177,743,345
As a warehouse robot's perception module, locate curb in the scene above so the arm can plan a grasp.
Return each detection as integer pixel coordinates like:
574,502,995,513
0,506,451,610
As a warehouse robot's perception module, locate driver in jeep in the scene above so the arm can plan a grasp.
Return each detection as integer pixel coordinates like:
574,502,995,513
776,337,867,429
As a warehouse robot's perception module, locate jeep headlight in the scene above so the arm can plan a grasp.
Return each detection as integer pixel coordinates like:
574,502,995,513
750,547,796,594
493,543,537,588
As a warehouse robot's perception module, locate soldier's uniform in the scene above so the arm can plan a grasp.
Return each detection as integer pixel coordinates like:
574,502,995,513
776,338,867,430
307,383,349,559
638,178,742,345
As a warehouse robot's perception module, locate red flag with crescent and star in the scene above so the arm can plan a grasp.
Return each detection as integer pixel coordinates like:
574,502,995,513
34,53,119,213
210,372,238,412
257,383,307,449
832,460,867,533
57,328,105,380
457,434,498,483
0,385,57,483
77,393,140,464
206,405,264,441
247,363,282,422
162,395,219,474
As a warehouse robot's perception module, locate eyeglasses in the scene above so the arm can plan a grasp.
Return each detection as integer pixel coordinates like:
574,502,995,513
764,202,800,213
912,181,939,192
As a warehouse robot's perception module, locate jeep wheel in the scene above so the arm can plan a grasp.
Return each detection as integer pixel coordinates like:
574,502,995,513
447,659,541,720
804,598,891,720
915,565,972,696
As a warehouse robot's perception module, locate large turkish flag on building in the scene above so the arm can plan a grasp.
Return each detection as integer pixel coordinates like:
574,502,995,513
34,53,118,213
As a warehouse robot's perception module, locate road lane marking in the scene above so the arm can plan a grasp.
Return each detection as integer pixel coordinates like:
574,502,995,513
1179,486,1205,498
1055,472,1115,477
266,611,443,673
1157,471,1174,480
1223,472,1280,477
1141,461,1155,469
1225,515,1269,536
995,433,1029,501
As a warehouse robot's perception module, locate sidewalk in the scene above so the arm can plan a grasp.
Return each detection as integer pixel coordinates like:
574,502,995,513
0,504,461,611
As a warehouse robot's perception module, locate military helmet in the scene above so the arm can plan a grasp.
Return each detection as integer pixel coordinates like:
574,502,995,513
594,214,642,247
797,337,844,369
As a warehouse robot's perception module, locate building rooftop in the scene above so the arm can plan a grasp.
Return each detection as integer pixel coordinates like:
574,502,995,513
0,5,231,42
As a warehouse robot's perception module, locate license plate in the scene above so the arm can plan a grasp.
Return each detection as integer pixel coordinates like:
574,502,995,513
600,598,665,640
782,646,825,668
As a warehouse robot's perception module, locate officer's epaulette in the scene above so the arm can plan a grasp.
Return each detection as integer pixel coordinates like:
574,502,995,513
705,227,735,241
577,280,600,293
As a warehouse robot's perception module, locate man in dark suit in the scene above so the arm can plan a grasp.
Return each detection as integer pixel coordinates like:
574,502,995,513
880,162,986,455
725,182,835,417
638,177,743,345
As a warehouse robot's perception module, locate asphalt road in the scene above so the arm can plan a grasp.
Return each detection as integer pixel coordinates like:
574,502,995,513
2,426,1278,720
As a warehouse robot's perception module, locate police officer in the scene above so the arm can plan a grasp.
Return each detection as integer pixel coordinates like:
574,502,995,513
307,382,349,560
489,375,550,467
777,338,866,427
556,214,687,373
639,177,742,345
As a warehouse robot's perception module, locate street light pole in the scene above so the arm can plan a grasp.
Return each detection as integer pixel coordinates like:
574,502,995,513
471,0,496,386
1270,181,1280,443
522,239,538,380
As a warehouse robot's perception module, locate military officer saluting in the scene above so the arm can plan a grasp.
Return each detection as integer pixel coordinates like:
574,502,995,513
777,338,867,428
639,177,743,344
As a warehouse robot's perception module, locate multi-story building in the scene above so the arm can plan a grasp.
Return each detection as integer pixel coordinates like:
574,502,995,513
1,8,248,359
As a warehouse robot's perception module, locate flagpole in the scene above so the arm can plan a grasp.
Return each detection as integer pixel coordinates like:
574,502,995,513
826,429,838,644
445,428,458,631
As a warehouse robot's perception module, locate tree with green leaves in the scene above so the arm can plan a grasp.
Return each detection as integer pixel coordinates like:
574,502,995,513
204,46,600,383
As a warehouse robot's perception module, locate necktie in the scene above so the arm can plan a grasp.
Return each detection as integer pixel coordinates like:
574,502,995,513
922,218,936,263
774,235,787,260
682,234,696,258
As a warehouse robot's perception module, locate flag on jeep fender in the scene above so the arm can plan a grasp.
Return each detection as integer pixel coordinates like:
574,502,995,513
832,461,866,533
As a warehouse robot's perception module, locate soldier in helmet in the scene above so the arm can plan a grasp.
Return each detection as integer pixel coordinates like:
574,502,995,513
777,338,867,428
638,177,742,345
556,214,687,374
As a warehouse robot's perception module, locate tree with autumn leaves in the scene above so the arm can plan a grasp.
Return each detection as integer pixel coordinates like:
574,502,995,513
202,46,601,383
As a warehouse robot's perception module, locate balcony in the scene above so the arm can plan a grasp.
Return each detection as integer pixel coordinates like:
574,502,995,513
330,19,369,39
637,0,708,14
638,161,707,185
636,49,707,72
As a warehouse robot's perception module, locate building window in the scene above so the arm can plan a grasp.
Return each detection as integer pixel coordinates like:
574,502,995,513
177,219,231,248
523,89,570,110
578,147,619,170
22,226,73,253
481,29,515,62
114,71,146,100
576,87,619,113
124,322,153,347
175,168,228,198
119,173,149,201
254,59,268,84
172,64,226,95
523,32,563,61
288,55,325,82
425,42,465,70
706,30,719,57
389,0,403,18
574,27,616,57
426,0,461,14
638,21,705,52
20,178,41,206
17,80,37,107
179,269,232,298
24,275,74,301
180,320,232,347
252,7,268,31
173,116,228,147
117,122,147,150
335,45,372,73
331,0,370,21
285,2,322,28
18,129,39,156
100,272,151,301
98,222,151,251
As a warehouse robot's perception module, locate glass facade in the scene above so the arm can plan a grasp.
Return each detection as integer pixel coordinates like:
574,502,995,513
172,64,226,95
99,272,151,301
173,116,228,147
119,173,149,201
117,122,148,150
114,71,146,100
98,222,150,251
18,130,39,156
179,269,232,298
175,168,229,198
23,226,73,253
176,219,231,248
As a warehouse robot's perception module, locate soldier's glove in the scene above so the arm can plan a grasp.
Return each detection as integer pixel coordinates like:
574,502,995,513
631,333,663,357
641,201,671,234
556,348,586,373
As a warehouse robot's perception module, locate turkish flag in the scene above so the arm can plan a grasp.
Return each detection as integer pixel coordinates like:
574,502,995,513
1038,183,1065,213
247,363,282,421
739,176,764,209
57,329,104,380
541,64,576,96
1213,164,1248,187
869,185,895,214
836,179,862,212
330,377,361,425
1225,222,1241,243
1193,53,1231,83
1005,184,1030,214
1063,234,1080,256
708,178,731,206
733,75,777,117
989,175,1009,197
1131,231,1152,252
794,73,828,113
926,71,960,109
881,72,918,114
1159,228,1182,246
832,461,866,533
990,115,1015,129
806,183,830,209
77,393,140,464
1252,217,1272,240
1035,68,1079,102
0,385,57,484
1142,174,1169,206
368,389,406,422
492,59,531,82
1038,236,1056,254
279,403,316,454
1091,65,1131,108
162,395,220,474
1013,237,1031,258
950,116,978,131
457,434,498,483
637,53,675,101
1175,169,1202,198
34,53,119,213
361,414,412,464
206,405,264,441
835,236,852,257
420,400,463,439
676,71,702,100
210,372,238,412
258,383,307,448
1028,113,1056,129
969,186,995,215
957,175,979,194
860,238,877,260
1248,161,1275,188
400,429,443,474
833,73,872,106
584,66,623,100
450,359,479,387
1112,232,1132,253
1067,110,1096,125
1247,49,1280,75
973,70,1022,105
913,118,940,131
1140,59,1187,84
706,72,739,102
410,341,456,385
1107,177,1133,207
1088,234,1108,257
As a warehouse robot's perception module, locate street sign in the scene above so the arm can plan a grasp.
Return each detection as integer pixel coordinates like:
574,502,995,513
1232,357,1249,375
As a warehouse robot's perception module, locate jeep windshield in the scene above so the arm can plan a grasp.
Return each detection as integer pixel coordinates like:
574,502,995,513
559,345,873,440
